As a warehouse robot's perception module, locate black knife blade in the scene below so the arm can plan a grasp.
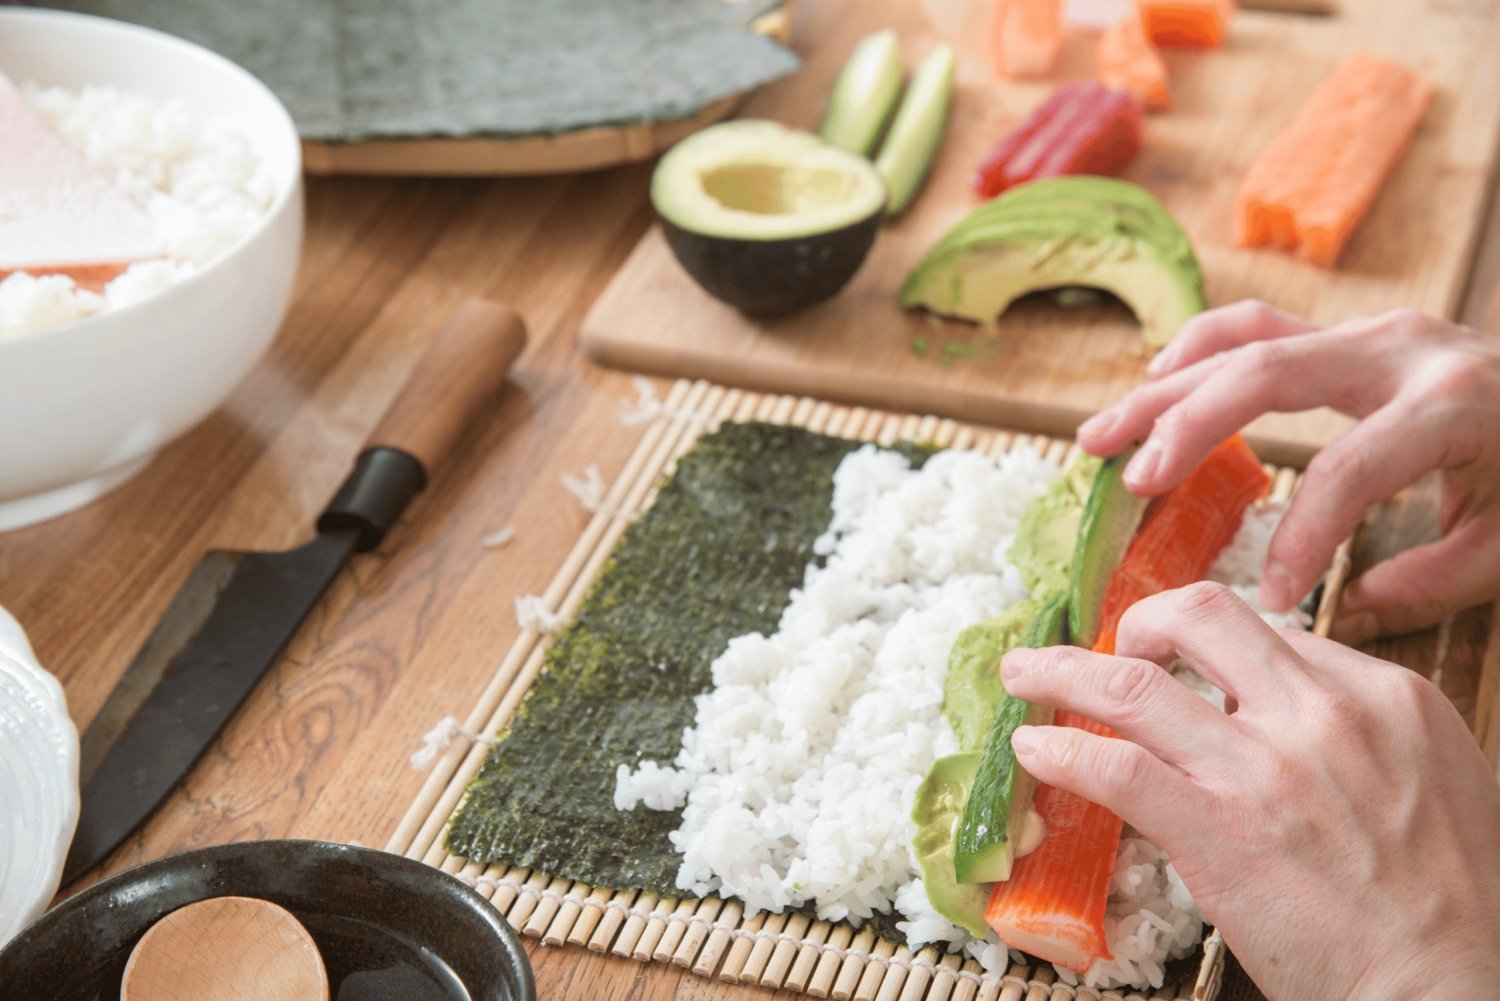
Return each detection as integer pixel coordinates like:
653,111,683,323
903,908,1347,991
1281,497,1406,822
61,299,528,886
63,528,359,885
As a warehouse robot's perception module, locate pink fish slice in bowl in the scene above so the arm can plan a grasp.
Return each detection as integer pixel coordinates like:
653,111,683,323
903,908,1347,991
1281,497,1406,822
0,8,303,532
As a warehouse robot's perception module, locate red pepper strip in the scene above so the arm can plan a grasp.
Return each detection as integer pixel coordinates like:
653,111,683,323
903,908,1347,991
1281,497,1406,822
973,83,1144,199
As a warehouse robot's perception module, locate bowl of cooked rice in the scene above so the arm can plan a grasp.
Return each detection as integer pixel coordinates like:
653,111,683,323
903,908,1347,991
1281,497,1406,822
0,9,303,531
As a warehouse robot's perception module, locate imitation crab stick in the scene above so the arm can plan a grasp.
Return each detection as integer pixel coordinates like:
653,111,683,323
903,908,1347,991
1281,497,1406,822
1097,13,1172,111
1235,51,1433,267
1134,0,1235,48
985,435,1269,970
990,0,1066,78
1093,434,1269,650
985,709,1122,971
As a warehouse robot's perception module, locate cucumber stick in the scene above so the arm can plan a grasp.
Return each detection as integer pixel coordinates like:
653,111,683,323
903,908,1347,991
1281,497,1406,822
820,29,905,156
1067,451,1148,648
874,44,956,216
952,594,1067,885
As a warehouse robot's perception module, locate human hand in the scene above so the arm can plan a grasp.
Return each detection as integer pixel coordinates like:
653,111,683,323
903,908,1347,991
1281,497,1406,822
1000,583,1500,1001
1076,302,1500,643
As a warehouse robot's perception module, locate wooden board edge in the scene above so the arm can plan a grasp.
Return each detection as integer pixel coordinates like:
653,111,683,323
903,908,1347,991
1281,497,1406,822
581,324,1326,469
301,95,742,177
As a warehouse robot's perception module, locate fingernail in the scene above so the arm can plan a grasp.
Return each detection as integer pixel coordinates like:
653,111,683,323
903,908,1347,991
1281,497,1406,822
1331,610,1378,646
1011,726,1039,757
1260,565,1293,612
1124,442,1162,490
1079,410,1117,440
1000,651,1025,682
1147,345,1178,377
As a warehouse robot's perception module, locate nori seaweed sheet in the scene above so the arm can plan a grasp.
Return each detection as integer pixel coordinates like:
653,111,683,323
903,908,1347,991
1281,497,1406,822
446,422,927,939
31,0,798,141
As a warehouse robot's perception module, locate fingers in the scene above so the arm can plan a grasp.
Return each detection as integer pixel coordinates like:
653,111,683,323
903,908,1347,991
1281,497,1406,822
1080,329,1383,494
1112,582,1308,708
1011,723,1204,855
1330,519,1500,644
1001,645,1230,767
1147,300,1319,378
1259,402,1451,611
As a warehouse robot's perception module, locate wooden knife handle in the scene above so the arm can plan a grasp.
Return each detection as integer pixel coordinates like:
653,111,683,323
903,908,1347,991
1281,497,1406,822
317,298,527,551
368,297,528,475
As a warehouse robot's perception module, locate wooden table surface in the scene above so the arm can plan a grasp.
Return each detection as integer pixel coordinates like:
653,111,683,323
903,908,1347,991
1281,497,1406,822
4,115,1500,1001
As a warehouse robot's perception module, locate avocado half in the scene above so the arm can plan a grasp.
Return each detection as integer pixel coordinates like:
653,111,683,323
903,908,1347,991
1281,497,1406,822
900,176,1206,349
652,120,888,315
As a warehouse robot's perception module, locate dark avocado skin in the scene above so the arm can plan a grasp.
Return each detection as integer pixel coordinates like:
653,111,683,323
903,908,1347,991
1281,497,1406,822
660,209,882,315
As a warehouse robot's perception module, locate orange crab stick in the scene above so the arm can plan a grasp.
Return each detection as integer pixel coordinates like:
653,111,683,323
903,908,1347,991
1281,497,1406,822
990,0,1065,78
985,435,1269,971
1097,12,1172,111
984,709,1122,972
1094,434,1269,651
1236,51,1433,267
1134,0,1236,48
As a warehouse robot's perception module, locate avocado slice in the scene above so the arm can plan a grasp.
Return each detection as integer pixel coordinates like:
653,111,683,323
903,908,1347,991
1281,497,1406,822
873,44,956,217
1068,452,1149,648
911,752,991,937
652,120,888,315
952,595,1067,885
820,29,905,155
944,605,1032,752
901,176,1206,349
942,454,1099,751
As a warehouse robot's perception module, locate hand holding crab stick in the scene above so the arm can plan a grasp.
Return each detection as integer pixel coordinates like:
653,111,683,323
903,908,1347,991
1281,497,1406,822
1001,584,1500,1001
1078,300,1500,643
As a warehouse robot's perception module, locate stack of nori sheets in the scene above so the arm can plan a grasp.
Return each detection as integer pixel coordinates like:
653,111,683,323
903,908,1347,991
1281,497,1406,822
35,0,798,140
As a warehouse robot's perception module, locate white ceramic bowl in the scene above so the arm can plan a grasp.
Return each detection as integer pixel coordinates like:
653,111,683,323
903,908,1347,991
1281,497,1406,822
0,606,78,948
0,9,303,531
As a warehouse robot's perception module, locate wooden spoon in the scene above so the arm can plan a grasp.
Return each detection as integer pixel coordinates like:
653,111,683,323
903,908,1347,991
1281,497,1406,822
121,896,329,1001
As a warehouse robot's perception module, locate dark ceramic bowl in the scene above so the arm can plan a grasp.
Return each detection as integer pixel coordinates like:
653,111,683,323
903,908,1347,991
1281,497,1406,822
0,839,534,1001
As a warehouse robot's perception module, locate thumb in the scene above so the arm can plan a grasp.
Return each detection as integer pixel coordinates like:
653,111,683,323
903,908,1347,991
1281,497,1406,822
1331,522,1500,644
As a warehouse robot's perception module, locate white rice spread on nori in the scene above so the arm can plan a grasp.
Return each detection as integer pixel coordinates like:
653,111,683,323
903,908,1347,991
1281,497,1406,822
617,446,1308,990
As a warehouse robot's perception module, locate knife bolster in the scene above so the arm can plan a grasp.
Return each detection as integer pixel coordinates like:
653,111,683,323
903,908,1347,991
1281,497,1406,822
318,446,427,551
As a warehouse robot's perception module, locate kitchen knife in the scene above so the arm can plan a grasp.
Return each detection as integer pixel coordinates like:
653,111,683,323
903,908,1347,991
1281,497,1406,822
62,298,528,887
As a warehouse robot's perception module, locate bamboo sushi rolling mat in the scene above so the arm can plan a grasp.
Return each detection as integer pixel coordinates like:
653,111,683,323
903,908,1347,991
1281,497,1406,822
385,380,1349,1001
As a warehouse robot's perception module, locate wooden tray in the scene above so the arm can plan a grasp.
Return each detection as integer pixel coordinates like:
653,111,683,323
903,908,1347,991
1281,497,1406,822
580,0,1500,468
385,380,1345,1001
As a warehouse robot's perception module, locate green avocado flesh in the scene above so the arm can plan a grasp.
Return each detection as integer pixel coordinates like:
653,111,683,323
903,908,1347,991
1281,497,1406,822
820,28,905,155
653,120,888,314
874,44,956,217
448,422,928,943
952,596,1066,885
918,454,1095,930
912,753,991,937
1068,452,1148,649
941,452,1098,751
901,176,1206,349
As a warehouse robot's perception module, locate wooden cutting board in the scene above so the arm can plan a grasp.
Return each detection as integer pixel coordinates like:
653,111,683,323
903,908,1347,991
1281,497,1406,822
581,0,1500,467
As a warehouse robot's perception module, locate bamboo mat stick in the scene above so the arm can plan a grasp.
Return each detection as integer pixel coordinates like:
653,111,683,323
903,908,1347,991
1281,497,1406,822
693,898,745,977
739,910,792,983
763,913,813,987
786,919,835,993
852,936,898,1001
809,921,856,998
673,896,724,966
